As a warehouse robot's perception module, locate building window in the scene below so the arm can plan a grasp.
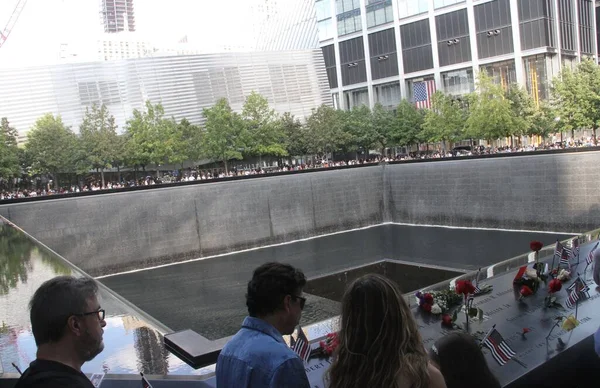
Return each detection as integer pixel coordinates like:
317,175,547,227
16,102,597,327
318,19,334,40
374,82,401,109
441,68,474,96
400,19,434,73
434,0,465,9
366,0,393,28
336,0,362,35
397,0,428,19
518,0,555,50
481,59,516,90
316,0,334,41
523,54,553,105
578,0,594,54
316,0,333,20
344,87,369,109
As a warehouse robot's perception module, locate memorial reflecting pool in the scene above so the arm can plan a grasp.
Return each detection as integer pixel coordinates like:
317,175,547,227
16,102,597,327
99,224,574,340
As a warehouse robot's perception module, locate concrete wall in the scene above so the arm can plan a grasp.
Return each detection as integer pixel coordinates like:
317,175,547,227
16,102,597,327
384,151,600,232
0,167,384,276
2,151,599,276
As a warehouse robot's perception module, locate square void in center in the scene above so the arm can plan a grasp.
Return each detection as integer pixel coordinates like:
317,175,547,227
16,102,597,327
304,260,466,303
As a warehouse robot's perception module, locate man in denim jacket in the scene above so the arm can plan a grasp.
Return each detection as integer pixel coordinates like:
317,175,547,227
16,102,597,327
216,262,310,388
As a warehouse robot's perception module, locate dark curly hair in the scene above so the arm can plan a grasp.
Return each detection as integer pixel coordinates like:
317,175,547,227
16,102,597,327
246,262,306,317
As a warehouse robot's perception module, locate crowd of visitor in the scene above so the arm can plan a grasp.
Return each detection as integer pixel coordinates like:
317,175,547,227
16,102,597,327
0,139,595,201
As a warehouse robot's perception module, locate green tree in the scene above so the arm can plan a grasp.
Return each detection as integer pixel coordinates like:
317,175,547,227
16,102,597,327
125,101,175,174
305,105,350,158
242,92,286,158
505,84,535,143
79,104,120,187
167,118,203,170
0,118,21,184
342,105,377,155
551,59,600,144
393,100,425,148
528,103,557,141
466,74,515,143
372,103,396,154
280,112,307,158
422,92,467,150
25,114,79,189
201,98,246,173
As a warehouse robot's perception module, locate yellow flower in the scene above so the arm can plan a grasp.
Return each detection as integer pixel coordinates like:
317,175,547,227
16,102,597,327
561,315,580,331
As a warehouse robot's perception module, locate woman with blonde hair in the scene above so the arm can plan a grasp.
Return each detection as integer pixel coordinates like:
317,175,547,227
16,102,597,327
327,274,446,388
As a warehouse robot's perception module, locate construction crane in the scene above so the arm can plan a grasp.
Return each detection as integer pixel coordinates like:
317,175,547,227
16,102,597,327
0,0,28,49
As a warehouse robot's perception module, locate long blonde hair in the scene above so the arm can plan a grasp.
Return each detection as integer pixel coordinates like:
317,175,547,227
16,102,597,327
327,274,430,388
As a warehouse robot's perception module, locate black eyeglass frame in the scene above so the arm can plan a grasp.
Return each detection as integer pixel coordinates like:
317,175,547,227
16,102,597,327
291,295,306,310
74,309,105,321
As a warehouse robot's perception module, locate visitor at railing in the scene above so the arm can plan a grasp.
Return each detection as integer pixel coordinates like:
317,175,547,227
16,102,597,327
428,332,500,388
326,274,446,388
216,262,310,388
15,276,106,388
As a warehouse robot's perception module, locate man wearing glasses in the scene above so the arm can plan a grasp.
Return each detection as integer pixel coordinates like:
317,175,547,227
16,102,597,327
217,262,310,388
15,276,106,387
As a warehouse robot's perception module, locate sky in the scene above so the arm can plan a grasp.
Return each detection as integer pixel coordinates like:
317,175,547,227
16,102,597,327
0,0,260,67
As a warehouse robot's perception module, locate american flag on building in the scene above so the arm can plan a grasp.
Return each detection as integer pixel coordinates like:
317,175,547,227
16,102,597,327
413,79,436,109
290,326,311,363
586,242,599,265
482,329,516,366
565,277,590,309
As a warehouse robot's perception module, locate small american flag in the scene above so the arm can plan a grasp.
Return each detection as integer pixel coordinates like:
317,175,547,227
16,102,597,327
586,242,599,265
559,247,571,267
290,326,311,363
483,329,516,366
413,79,436,109
565,277,590,309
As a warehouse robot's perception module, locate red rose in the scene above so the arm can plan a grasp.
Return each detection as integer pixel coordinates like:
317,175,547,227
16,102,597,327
548,279,562,293
522,327,531,335
422,303,432,312
423,293,434,304
530,241,544,252
441,314,453,327
455,280,476,296
520,285,534,297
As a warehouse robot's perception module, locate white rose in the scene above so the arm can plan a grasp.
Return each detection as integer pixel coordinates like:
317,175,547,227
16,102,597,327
431,304,442,314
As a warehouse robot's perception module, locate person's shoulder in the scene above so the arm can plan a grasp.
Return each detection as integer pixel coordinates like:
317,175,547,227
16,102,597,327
15,360,93,388
427,362,447,388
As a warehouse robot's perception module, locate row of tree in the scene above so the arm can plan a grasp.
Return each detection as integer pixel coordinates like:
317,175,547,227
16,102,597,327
1,60,598,189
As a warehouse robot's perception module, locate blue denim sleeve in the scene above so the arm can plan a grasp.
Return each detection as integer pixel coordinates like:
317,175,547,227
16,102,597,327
270,357,310,388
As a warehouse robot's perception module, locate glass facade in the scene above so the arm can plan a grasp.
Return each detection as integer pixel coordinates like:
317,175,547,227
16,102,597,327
344,87,369,109
316,0,335,41
481,60,517,90
374,82,401,109
434,0,465,9
441,68,474,96
0,51,331,143
336,0,362,36
366,0,394,28
523,54,553,105
397,0,429,19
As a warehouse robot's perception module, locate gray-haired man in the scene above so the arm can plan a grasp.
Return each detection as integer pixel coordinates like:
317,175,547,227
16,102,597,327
15,276,106,387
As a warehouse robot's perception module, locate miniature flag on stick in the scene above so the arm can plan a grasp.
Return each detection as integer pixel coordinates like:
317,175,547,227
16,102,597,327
571,238,580,261
565,277,590,310
290,326,311,363
482,329,517,366
586,242,599,266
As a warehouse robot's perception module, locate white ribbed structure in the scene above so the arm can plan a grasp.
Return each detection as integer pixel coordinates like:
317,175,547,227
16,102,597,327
0,50,331,143
254,0,320,51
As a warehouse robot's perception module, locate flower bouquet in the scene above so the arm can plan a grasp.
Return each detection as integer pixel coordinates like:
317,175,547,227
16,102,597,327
514,266,543,300
455,280,484,330
415,288,462,315
310,332,339,359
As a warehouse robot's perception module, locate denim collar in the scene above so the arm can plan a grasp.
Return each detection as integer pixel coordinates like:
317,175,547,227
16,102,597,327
242,316,285,344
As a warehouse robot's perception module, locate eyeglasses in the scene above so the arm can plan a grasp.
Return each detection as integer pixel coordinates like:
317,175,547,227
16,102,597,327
291,295,306,310
75,309,105,321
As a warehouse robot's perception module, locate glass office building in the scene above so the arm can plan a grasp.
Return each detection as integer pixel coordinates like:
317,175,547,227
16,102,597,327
316,0,598,110
0,50,330,143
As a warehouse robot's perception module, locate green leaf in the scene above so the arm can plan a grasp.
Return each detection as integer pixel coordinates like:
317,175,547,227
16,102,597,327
451,310,458,323
468,307,479,317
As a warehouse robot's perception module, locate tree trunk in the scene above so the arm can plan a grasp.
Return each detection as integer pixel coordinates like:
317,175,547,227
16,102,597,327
224,158,229,174
100,168,105,188
593,127,597,145
117,165,121,183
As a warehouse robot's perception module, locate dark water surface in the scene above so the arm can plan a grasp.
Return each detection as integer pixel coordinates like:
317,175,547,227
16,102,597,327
99,224,574,340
